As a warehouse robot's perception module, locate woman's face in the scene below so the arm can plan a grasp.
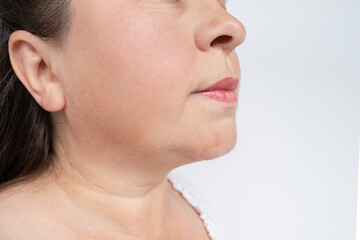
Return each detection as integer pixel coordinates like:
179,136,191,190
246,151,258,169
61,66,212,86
55,0,246,164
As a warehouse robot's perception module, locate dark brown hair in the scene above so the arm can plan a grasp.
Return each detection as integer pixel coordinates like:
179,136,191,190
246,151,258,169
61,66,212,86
0,0,72,190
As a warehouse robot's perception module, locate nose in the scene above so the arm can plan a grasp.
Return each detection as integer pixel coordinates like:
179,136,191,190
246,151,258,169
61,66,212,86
194,6,246,54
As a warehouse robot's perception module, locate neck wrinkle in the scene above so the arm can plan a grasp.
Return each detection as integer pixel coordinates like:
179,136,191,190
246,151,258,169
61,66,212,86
45,154,176,238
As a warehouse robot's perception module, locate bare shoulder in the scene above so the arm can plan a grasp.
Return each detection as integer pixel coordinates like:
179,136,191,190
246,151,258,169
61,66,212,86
0,184,34,239
0,181,64,240
0,182,37,216
0,181,104,240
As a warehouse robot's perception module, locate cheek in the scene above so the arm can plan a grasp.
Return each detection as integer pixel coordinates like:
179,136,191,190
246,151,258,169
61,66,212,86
99,20,192,90
91,14,194,119
62,7,197,142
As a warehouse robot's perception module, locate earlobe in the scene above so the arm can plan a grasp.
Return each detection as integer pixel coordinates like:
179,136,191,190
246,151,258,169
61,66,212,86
8,30,65,112
42,82,66,112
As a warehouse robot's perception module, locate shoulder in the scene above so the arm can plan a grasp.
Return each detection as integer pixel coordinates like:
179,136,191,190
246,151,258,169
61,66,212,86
0,183,35,217
167,170,228,240
0,182,68,240
0,185,36,239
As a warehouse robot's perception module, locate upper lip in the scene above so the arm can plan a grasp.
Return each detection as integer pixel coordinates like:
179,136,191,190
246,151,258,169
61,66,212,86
193,77,239,93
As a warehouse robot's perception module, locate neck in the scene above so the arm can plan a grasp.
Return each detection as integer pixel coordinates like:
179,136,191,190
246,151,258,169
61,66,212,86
44,141,185,238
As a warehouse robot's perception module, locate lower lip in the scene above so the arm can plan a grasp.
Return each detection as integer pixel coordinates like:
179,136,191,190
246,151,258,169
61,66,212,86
193,90,237,103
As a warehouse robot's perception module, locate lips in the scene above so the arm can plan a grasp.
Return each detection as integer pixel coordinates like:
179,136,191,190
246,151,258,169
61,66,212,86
192,77,239,103
193,77,239,93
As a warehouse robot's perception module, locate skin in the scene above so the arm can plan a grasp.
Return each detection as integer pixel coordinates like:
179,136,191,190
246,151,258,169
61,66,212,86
1,0,246,239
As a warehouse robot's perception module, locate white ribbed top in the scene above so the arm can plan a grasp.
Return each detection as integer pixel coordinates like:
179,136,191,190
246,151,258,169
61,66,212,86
167,171,226,240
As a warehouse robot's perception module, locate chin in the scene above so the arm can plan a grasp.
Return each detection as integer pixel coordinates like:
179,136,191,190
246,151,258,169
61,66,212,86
199,137,237,160
161,118,238,164
192,126,238,161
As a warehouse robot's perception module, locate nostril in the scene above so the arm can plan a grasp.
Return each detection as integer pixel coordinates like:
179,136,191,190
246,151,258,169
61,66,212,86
210,35,232,47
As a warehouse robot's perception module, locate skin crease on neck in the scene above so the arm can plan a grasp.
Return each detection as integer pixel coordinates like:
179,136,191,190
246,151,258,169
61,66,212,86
0,0,246,239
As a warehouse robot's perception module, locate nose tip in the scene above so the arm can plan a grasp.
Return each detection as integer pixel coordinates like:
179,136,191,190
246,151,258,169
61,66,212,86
233,19,247,46
210,19,246,51
195,11,247,53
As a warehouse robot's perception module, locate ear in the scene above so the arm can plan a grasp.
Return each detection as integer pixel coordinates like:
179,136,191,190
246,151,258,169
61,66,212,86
8,30,65,112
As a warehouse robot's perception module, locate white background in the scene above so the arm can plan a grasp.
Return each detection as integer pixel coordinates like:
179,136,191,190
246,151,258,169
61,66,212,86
172,0,360,239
